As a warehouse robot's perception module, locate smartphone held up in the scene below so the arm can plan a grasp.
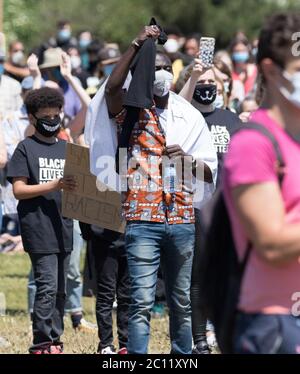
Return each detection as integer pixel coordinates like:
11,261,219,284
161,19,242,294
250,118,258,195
199,37,216,68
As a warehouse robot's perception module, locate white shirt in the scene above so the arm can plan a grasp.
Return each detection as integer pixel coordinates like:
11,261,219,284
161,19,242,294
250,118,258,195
0,75,22,120
85,87,218,209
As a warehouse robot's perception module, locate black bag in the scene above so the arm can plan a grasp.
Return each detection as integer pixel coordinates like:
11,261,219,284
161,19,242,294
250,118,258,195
199,123,286,354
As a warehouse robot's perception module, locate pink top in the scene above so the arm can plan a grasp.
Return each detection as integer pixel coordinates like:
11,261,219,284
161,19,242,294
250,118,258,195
223,109,300,314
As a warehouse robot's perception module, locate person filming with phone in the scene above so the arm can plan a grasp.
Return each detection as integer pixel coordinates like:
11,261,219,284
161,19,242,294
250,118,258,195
180,37,242,353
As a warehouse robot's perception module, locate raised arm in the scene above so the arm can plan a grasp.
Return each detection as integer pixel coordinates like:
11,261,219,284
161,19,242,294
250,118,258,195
105,25,160,116
179,58,206,103
60,52,91,108
27,54,42,89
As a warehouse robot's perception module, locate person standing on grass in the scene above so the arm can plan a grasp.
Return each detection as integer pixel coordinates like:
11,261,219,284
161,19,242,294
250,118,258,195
7,87,77,354
103,24,217,354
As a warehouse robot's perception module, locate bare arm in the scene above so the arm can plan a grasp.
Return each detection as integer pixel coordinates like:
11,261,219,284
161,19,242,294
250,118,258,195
179,58,206,102
105,25,161,116
12,176,77,200
61,52,91,108
4,62,30,79
232,182,300,265
68,106,87,139
27,54,42,89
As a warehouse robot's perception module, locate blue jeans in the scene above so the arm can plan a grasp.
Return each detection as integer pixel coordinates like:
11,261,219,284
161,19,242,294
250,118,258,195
65,221,84,313
28,221,84,314
234,313,300,354
125,221,195,354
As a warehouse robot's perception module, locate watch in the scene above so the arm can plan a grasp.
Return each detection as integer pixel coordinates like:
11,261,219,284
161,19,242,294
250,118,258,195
131,38,142,49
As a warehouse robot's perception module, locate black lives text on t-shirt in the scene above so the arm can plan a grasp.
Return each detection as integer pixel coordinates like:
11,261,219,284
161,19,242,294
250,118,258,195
38,157,65,183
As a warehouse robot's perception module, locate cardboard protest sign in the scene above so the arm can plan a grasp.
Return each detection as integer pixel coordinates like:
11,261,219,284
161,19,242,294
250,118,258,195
62,143,125,233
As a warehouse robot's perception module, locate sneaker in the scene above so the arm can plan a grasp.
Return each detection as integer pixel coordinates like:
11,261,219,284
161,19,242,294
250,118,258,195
192,339,211,354
100,345,117,354
74,318,97,333
118,347,128,354
31,348,50,355
207,331,218,348
49,345,63,354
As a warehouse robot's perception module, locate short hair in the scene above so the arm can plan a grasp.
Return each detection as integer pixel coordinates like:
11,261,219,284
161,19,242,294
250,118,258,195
257,12,300,69
229,35,250,54
25,87,64,116
57,19,70,29
9,40,23,52
155,51,172,66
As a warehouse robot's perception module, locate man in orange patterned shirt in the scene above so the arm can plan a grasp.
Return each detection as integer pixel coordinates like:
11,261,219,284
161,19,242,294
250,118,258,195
105,25,217,354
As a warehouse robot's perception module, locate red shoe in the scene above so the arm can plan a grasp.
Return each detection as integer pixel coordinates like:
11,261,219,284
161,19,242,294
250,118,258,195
118,347,128,354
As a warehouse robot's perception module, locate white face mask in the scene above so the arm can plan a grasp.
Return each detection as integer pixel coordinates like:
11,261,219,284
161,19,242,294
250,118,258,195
164,39,180,54
223,81,230,94
214,94,224,109
12,51,24,65
153,69,174,97
279,70,300,108
70,56,81,70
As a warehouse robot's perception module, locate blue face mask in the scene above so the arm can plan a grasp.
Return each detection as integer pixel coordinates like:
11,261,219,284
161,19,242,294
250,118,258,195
103,64,116,77
57,29,71,42
79,39,91,49
232,51,249,64
0,64,4,76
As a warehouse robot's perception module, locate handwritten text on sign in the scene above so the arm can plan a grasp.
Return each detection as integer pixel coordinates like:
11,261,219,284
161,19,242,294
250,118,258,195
62,143,125,233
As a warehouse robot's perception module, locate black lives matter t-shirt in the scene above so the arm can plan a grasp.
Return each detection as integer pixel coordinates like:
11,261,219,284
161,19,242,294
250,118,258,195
202,108,242,184
7,136,73,254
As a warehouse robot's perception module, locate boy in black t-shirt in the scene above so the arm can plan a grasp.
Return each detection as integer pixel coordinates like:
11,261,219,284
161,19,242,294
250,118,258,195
7,87,77,354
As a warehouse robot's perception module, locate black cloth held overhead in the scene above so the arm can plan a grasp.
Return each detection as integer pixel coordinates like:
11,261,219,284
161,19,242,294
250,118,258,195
115,18,167,172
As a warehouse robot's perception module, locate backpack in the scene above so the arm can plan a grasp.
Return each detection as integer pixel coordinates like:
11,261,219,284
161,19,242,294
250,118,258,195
199,122,286,354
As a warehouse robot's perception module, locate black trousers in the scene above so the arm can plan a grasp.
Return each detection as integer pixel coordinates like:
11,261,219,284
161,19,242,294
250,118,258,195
91,233,130,350
191,209,208,344
29,252,70,351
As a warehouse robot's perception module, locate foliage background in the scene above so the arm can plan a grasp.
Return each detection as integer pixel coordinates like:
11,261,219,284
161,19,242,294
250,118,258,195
3,0,300,52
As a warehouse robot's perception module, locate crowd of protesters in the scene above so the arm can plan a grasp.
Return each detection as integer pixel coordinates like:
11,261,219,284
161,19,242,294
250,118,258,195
1,11,300,355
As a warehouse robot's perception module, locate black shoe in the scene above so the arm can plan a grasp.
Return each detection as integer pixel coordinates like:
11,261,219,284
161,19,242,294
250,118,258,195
192,339,211,354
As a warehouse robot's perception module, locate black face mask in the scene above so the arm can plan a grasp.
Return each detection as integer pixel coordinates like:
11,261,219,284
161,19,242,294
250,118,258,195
193,84,217,105
33,114,61,138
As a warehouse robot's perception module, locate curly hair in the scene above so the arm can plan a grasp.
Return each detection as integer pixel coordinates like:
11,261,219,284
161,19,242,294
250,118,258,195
257,12,300,69
24,87,64,116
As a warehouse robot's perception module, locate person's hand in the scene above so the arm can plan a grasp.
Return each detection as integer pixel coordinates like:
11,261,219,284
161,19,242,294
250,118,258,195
191,58,208,81
27,54,41,77
60,52,72,79
164,145,188,159
135,25,161,46
239,111,251,123
55,176,78,192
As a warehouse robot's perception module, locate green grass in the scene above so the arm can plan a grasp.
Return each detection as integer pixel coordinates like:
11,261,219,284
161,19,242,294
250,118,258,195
0,253,170,354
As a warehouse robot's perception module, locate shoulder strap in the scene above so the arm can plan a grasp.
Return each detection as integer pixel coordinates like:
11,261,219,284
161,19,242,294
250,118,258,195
236,122,286,186
234,122,286,267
